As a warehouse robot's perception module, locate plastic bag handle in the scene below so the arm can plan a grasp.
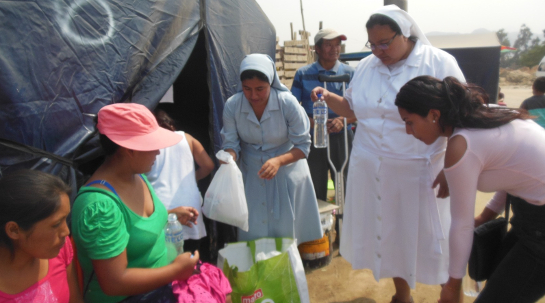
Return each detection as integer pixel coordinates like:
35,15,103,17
216,150,234,163
247,238,284,264
248,240,257,264
275,238,283,252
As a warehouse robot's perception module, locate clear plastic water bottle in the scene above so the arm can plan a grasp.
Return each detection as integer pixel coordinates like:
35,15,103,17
313,93,328,148
164,213,184,261
463,267,483,297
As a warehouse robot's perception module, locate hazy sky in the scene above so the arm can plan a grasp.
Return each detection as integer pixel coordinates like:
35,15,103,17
255,0,544,53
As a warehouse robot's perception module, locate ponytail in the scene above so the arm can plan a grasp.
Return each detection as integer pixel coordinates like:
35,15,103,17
395,76,530,130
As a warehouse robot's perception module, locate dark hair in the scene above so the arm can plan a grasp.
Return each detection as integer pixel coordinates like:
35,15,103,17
240,70,269,83
93,114,120,155
0,170,71,255
154,109,176,131
498,92,505,99
533,76,545,93
366,14,402,35
99,134,120,155
395,76,530,131
315,39,324,49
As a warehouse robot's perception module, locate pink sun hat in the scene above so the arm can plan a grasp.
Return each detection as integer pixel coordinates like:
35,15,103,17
97,103,182,151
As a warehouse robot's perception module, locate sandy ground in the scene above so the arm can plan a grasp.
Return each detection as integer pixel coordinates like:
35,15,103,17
305,86,544,303
501,85,533,108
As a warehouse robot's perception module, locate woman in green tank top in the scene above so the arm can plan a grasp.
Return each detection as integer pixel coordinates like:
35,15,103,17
71,103,201,303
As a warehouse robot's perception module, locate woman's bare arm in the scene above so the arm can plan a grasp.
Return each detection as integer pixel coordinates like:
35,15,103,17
310,87,356,119
92,250,198,296
185,133,214,181
67,263,84,303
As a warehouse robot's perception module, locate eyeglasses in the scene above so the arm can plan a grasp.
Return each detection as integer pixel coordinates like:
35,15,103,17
366,33,398,51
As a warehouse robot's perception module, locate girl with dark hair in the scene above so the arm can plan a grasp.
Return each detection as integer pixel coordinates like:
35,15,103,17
396,76,545,303
0,169,83,302
220,54,323,244
311,5,465,303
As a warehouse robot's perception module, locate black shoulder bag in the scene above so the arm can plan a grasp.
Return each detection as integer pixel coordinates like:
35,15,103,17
468,195,511,281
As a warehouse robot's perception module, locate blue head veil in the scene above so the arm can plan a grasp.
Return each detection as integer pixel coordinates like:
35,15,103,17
237,54,289,92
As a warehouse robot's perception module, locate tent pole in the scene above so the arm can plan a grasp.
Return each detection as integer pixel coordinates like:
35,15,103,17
300,0,306,33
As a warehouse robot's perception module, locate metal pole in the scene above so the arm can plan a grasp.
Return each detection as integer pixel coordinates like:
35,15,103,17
384,0,407,11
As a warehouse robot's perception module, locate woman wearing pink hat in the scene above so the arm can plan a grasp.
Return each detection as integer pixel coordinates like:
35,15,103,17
71,103,230,302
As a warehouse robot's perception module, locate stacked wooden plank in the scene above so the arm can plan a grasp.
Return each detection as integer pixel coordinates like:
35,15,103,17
275,30,316,90
281,40,309,89
298,30,315,65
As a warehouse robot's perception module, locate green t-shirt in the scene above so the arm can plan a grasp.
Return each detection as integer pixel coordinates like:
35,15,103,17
71,175,170,303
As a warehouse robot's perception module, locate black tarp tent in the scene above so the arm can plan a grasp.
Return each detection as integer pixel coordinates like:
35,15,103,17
340,32,501,102
0,0,276,193
427,32,501,102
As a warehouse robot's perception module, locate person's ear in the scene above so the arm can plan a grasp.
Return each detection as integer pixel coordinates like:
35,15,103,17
428,109,441,123
5,221,22,240
315,45,322,56
121,147,135,158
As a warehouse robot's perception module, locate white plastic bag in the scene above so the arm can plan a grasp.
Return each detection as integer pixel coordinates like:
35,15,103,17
203,150,249,231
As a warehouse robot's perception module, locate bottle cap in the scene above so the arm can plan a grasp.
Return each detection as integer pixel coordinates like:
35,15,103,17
168,213,178,222
317,93,322,99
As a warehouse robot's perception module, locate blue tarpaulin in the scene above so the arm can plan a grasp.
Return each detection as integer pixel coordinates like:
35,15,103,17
0,0,275,193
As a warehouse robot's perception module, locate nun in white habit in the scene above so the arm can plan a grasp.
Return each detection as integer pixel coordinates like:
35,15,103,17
310,5,465,303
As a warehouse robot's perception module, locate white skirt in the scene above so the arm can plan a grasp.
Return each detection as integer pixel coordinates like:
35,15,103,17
339,146,451,288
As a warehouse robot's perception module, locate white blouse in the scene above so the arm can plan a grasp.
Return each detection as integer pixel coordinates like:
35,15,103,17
445,119,545,278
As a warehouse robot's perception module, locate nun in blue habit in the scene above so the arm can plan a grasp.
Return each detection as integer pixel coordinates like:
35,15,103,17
220,54,323,244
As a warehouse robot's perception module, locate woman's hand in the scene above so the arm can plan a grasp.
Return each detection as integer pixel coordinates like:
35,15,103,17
474,207,499,227
169,206,199,227
474,214,487,228
172,251,200,281
438,278,462,303
327,118,344,133
310,87,331,102
258,158,281,180
433,170,450,198
219,149,237,164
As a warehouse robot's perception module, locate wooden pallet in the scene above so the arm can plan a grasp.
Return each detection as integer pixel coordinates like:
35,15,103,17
284,47,307,54
276,31,314,89
284,54,307,62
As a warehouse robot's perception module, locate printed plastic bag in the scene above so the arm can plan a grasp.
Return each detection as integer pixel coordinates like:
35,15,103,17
203,150,249,231
217,238,310,303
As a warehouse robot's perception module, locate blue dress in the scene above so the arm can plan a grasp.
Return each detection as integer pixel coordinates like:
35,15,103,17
221,88,323,244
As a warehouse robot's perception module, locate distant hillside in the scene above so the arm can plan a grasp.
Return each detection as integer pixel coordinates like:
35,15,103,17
426,31,460,36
